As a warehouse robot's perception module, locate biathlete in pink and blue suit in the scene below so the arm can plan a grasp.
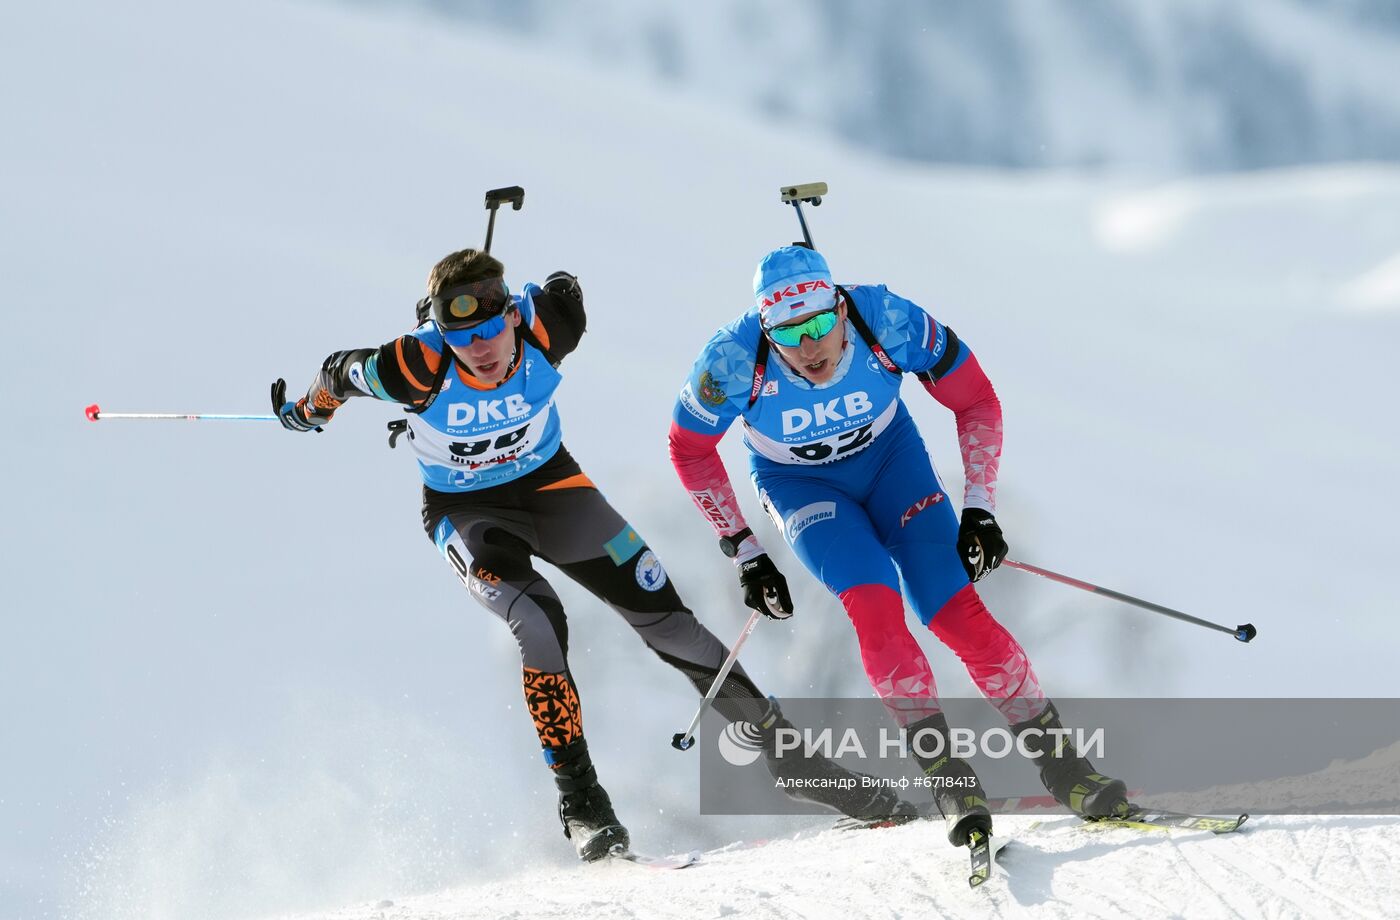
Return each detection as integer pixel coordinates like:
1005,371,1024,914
669,245,1129,846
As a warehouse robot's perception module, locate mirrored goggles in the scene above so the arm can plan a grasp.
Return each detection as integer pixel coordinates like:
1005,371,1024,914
764,309,840,348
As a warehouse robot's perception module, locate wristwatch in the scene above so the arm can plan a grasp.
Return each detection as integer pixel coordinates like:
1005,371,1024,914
718,527,753,558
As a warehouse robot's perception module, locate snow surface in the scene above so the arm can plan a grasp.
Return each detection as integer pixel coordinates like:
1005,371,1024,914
267,816,1400,920
2,0,1399,918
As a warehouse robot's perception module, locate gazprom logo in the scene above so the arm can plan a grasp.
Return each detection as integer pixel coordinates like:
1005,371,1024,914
785,501,836,540
680,382,719,426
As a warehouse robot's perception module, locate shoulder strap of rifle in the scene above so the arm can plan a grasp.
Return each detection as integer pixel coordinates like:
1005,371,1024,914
407,336,453,415
837,285,904,378
746,333,770,409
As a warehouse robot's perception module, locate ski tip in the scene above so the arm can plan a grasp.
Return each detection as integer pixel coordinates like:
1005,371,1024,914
1235,623,1257,643
608,847,702,870
85,403,101,422
1224,813,1250,832
832,812,920,832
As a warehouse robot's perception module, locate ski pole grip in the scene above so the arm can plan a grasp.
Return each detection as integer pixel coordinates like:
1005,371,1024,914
1235,623,1257,643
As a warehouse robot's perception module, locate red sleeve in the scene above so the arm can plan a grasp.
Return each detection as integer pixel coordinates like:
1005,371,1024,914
667,421,765,562
920,351,1003,513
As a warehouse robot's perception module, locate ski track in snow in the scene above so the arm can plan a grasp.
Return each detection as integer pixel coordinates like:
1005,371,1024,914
269,815,1400,920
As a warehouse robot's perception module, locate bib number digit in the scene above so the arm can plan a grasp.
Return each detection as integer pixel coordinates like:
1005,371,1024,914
450,439,490,459
789,442,834,462
787,423,874,463
493,427,528,450
447,424,533,465
836,423,873,456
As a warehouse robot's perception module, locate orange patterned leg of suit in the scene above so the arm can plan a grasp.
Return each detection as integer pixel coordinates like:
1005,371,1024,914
522,667,584,758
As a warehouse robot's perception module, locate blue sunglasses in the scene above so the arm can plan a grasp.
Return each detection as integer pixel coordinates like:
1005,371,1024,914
765,309,840,348
442,310,512,346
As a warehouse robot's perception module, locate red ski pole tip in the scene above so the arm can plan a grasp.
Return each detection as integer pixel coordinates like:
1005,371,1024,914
85,403,101,421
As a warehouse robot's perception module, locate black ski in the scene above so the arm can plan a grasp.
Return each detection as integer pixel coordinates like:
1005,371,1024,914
965,828,1013,888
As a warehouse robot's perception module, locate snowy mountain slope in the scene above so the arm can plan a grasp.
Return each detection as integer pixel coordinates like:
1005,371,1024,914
270,815,1400,920
2,0,1399,918
370,0,1400,172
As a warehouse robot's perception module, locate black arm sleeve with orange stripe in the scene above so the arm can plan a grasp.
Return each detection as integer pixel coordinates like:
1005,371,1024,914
302,336,443,416
369,334,444,406
530,287,586,365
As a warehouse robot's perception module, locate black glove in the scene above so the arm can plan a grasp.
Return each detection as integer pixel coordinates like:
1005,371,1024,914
738,553,794,620
543,270,582,304
958,508,1007,582
270,378,326,433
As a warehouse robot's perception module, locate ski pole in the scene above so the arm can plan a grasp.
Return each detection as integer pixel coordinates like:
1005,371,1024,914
85,403,276,422
1004,558,1257,643
672,607,764,751
780,182,828,248
482,185,524,254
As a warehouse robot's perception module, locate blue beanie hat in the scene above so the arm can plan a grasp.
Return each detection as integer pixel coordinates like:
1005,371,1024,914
753,246,837,328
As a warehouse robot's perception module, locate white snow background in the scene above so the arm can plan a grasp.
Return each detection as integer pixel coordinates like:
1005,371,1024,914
1,0,1398,918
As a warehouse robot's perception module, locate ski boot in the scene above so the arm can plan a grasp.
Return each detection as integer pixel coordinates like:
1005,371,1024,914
906,711,993,847
754,700,918,825
550,739,630,861
1011,701,1130,819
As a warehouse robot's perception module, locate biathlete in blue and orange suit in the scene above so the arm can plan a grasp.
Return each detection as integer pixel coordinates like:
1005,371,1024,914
270,247,911,863
669,245,1130,846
